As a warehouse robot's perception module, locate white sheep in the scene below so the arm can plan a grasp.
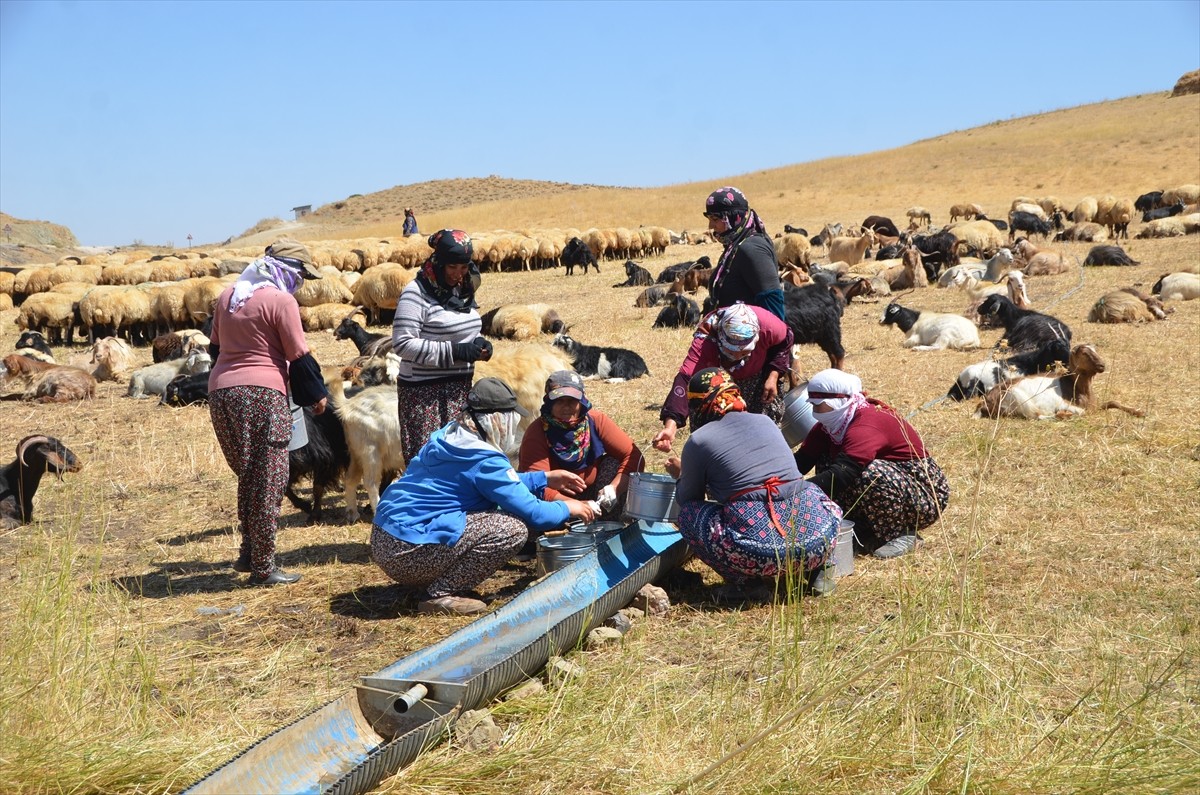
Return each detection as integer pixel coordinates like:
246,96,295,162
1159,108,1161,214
880,302,981,351
127,350,210,399
1161,184,1200,206
1152,272,1200,301
948,220,1007,256
772,233,812,268
1071,197,1099,223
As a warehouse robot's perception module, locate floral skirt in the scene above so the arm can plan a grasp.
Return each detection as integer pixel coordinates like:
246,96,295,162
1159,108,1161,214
396,376,472,463
678,481,841,582
839,457,950,548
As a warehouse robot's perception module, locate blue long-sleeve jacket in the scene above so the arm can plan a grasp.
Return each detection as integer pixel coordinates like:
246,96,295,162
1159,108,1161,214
373,424,570,546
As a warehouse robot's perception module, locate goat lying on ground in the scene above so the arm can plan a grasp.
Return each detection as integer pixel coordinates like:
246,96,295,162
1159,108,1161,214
947,337,1070,400
977,294,1070,353
1,435,83,529
974,343,1144,419
880,302,981,350
552,333,649,381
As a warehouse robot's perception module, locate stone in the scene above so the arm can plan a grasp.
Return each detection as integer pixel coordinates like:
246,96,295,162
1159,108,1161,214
546,655,585,688
456,708,503,751
630,584,670,617
585,626,624,650
603,611,633,634
502,678,545,702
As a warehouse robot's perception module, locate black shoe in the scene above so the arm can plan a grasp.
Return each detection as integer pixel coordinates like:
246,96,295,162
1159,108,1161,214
248,569,302,586
232,554,252,573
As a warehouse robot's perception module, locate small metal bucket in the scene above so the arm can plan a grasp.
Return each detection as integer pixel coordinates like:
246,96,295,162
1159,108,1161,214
625,472,679,522
780,385,817,448
568,520,624,543
536,533,598,576
833,520,856,577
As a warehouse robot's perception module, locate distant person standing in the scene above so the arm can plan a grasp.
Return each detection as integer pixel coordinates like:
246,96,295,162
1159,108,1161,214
392,229,491,464
403,208,419,237
703,187,785,321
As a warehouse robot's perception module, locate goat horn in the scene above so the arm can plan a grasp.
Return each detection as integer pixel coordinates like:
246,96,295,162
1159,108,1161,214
18,435,52,466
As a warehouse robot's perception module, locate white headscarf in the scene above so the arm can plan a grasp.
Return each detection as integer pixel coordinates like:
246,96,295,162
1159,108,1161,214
806,369,868,444
228,256,304,314
447,409,524,458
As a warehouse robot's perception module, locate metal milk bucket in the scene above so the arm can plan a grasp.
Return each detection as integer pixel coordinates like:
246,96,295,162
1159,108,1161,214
833,520,856,577
536,533,598,576
780,385,817,448
625,472,679,522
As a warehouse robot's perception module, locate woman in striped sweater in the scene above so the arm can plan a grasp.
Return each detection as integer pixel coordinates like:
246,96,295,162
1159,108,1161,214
392,230,493,464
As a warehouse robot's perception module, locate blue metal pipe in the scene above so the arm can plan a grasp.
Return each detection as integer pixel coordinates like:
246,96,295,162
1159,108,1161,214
183,520,685,795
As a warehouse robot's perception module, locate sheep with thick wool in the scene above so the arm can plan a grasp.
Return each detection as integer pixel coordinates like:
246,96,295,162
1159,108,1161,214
77,285,153,344
1071,197,1099,223
1088,288,1170,323
772,233,812,268
352,264,415,325
299,303,356,332
948,220,1007,256
294,271,353,308
16,292,77,344
1161,184,1200,206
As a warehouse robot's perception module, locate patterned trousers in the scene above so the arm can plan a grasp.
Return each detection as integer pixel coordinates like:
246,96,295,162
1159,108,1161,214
396,376,472,464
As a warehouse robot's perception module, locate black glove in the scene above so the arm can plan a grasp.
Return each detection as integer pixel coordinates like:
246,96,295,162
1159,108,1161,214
453,337,492,363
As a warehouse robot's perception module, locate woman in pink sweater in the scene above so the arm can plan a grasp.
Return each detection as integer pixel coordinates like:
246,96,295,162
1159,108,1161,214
208,239,330,586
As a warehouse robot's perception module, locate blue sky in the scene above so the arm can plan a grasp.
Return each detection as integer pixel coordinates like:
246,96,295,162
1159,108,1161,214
1,0,1197,247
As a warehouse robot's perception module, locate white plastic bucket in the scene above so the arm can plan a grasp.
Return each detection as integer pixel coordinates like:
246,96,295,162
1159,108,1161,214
781,385,817,448
833,520,856,577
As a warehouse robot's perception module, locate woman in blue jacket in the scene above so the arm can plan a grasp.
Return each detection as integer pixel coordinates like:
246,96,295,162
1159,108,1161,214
371,377,597,615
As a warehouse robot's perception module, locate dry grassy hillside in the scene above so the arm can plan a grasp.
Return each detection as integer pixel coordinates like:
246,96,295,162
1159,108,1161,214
268,91,1199,243
1,92,1199,794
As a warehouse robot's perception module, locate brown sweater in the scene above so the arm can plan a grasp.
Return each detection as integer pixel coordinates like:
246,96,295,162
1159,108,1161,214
518,410,645,500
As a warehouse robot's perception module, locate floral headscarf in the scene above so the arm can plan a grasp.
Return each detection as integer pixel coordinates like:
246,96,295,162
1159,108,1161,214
686,367,747,431
416,229,481,312
695,303,760,370
228,255,304,314
539,388,605,469
806,369,869,444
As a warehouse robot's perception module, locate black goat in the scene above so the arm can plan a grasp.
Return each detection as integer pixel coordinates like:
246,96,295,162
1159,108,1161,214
612,260,653,288
652,294,701,329
1135,191,1164,213
552,333,649,381
334,313,391,357
783,282,845,369
1141,203,1185,223
285,407,352,522
656,255,711,284
1,435,82,529
862,215,900,237
161,371,211,406
783,224,808,236
16,331,54,360
1082,245,1140,267
562,237,599,275
875,242,905,261
946,337,1071,400
1009,211,1053,241
977,294,1071,353
976,214,1008,231
912,229,960,277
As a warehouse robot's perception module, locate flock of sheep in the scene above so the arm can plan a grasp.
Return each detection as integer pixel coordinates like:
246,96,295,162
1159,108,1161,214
1,181,1199,519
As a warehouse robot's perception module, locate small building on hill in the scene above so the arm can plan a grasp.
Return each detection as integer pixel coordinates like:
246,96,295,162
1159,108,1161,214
292,205,312,220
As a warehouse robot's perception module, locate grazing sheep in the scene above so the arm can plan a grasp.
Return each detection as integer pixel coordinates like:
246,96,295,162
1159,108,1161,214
551,333,649,382
1082,245,1139,267
783,282,847,368
16,292,78,345
906,206,932,228
880,302,981,350
651,294,701,329
350,264,416,326
949,203,982,222
1088,288,1170,323
1151,272,1200,301
1096,197,1135,239
977,294,1071,353
949,220,1007,256
293,271,353,308
1071,197,1099,223
947,337,1071,400
974,344,1143,420
612,260,653,288
1,435,83,529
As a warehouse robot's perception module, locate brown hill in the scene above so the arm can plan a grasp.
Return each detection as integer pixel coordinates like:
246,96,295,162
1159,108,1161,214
1173,68,1200,96
0,212,83,267
250,91,1197,246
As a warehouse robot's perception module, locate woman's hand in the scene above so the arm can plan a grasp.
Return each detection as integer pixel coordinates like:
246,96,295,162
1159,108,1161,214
546,469,586,496
761,371,780,405
564,498,597,523
664,455,682,480
652,419,678,452
311,397,328,416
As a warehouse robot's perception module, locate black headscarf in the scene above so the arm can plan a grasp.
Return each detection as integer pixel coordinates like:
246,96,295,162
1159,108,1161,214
416,229,481,312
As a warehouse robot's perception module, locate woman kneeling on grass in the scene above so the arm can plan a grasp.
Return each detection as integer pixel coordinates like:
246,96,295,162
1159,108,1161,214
665,368,841,601
793,369,950,559
370,378,597,616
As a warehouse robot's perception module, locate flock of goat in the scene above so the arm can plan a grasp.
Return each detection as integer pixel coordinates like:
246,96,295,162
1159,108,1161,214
2,186,1199,529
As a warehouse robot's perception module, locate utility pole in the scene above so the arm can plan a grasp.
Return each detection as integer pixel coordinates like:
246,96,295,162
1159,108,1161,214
187,233,193,248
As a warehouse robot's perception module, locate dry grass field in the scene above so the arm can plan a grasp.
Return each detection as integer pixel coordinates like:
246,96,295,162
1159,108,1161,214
1,91,1199,794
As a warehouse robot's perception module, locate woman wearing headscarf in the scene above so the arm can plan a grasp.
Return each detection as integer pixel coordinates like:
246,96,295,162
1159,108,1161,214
664,368,841,600
519,370,645,521
702,187,785,321
371,378,597,615
208,238,330,586
652,302,793,453
794,369,950,559
392,229,493,464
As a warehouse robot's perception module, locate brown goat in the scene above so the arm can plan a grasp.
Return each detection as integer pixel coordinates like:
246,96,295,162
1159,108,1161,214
975,343,1143,419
